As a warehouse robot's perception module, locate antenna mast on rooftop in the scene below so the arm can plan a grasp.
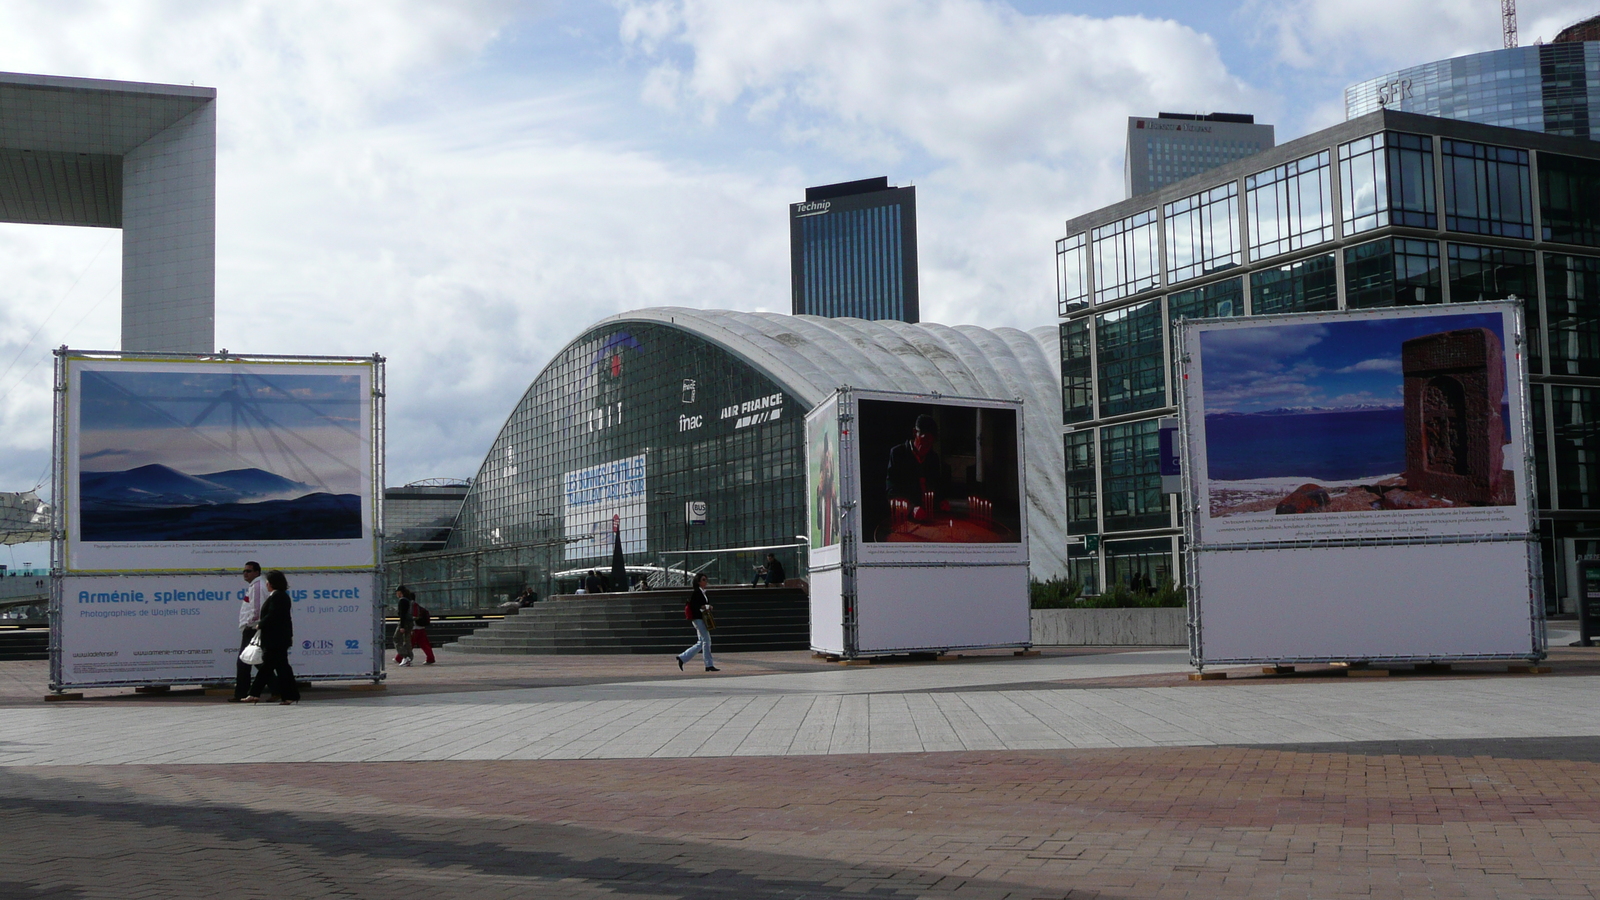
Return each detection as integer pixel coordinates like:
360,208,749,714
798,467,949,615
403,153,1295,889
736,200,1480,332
1503,0,1519,48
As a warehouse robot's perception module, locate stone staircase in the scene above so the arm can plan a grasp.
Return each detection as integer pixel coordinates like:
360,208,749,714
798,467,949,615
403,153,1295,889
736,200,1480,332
450,587,809,655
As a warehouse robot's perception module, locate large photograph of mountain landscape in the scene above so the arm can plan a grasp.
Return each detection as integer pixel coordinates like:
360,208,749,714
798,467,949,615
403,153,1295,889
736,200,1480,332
73,364,367,544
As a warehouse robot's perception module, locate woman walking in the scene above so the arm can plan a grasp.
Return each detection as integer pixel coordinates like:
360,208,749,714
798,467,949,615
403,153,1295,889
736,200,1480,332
244,570,301,705
675,573,719,672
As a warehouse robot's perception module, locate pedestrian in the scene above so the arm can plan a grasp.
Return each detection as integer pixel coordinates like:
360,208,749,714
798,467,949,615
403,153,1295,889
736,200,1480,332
393,590,414,666
675,573,718,672
231,560,267,702
750,552,786,586
244,569,300,705
399,585,436,665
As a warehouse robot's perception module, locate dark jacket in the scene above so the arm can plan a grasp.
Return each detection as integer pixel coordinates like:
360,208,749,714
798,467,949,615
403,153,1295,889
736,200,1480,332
765,558,785,584
885,441,947,502
685,587,709,620
397,599,414,629
257,590,294,650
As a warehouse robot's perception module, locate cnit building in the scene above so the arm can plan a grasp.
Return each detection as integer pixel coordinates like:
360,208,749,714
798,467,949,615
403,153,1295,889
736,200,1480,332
1056,108,1600,614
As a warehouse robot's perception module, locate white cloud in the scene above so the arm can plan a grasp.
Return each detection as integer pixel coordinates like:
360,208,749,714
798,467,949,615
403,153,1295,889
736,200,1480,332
621,0,1260,169
1243,0,1599,81
1334,357,1403,374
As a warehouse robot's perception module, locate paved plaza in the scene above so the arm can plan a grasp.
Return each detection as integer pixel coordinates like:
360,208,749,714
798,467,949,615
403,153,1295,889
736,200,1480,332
1,635,1598,898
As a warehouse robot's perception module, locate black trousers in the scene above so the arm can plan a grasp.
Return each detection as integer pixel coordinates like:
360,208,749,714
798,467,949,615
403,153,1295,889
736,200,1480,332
249,646,299,702
234,627,258,700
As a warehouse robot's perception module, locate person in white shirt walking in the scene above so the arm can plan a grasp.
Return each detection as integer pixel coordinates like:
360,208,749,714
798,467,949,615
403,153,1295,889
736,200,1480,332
231,561,268,702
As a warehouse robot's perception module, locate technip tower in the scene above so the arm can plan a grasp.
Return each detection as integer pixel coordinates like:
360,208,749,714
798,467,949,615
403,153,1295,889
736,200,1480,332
790,177,919,323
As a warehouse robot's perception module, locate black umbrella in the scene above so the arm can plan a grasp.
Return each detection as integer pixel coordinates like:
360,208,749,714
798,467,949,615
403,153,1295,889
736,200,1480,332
609,514,627,591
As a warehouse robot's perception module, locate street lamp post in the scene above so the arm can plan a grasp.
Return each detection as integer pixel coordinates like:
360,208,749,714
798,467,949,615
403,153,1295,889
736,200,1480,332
654,489,676,586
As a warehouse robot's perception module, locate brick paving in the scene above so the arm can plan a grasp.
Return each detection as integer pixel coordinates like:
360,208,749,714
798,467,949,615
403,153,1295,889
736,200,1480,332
3,745,1599,898
1,644,1598,897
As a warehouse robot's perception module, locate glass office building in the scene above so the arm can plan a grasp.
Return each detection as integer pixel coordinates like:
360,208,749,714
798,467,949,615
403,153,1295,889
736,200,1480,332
1057,108,1600,614
393,309,1067,609
791,177,919,322
1346,41,1600,140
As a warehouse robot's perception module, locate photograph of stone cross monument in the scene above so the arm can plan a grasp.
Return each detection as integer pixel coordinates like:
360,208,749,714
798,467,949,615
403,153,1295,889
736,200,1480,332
1198,310,1517,519
1402,327,1514,506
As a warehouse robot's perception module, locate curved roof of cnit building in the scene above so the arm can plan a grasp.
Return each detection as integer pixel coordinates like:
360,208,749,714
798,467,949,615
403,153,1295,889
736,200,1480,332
577,308,1068,579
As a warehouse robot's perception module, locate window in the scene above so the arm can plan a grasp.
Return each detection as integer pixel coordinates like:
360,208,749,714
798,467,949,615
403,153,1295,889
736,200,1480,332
1539,152,1600,247
1552,386,1600,509
1442,139,1533,238
1056,233,1089,314
1105,536,1176,590
1448,243,1539,370
1447,243,1536,303
1059,319,1094,424
1096,300,1166,418
1091,210,1160,303
1544,254,1600,377
1063,430,1097,535
1344,238,1441,308
1338,132,1436,235
1249,253,1337,315
1168,278,1244,323
1246,150,1335,260
1164,182,1240,283
1532,385,1551,510
1100,420,1169,532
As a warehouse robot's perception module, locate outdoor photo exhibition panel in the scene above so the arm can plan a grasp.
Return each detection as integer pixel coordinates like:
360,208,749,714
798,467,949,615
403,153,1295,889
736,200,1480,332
60,355,379,573
1177,302,1542,666
806,388,1030,657
57,572,385,688
51,351,386,690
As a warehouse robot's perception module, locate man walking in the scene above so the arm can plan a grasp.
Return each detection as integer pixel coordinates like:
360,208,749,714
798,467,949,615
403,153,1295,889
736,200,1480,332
232,561,267,702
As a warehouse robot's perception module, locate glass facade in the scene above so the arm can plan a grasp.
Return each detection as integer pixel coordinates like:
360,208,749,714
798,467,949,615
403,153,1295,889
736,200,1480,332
1441,139,1533,239
1544,253,1600,378
1540,152,1600,247
1099,420,1167,533
401,322,805,608
1168,278,1244,323
791,185,918,322
1059,319,1094,424
1249,253,1337,315
1345,44,1600,140
1056,233,1089,314
1552,385,1600,510
1344,238,1442,308
1060,113,1600,607
1063,430,1097,536
1246,150,1335,260
1095,300,1165,418
1164,183,1240,284
1092,210,1160,303
1338,132,1436,234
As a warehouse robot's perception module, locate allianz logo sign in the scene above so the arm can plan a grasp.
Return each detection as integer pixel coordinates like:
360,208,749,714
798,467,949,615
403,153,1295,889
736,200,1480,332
794,200,831,218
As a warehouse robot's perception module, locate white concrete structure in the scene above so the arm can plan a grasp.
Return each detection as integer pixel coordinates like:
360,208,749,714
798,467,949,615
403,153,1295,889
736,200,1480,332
591,309,1070,579
0,72,215,353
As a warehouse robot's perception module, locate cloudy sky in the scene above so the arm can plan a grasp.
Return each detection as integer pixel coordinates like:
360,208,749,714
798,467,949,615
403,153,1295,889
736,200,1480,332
1198,311,1507,413
0,0,1591,565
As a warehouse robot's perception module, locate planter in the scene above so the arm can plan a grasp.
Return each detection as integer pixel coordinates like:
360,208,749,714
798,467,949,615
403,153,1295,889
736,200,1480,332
1031,607,1186,646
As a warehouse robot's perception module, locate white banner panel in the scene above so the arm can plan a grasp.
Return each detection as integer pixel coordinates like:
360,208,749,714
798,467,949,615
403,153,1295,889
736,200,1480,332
1181,304,1532,546
563,454,648,561
854,565,1031,653
1192,543,1539,662
63,357,378,572
58,572,380,687
808,567,845,654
